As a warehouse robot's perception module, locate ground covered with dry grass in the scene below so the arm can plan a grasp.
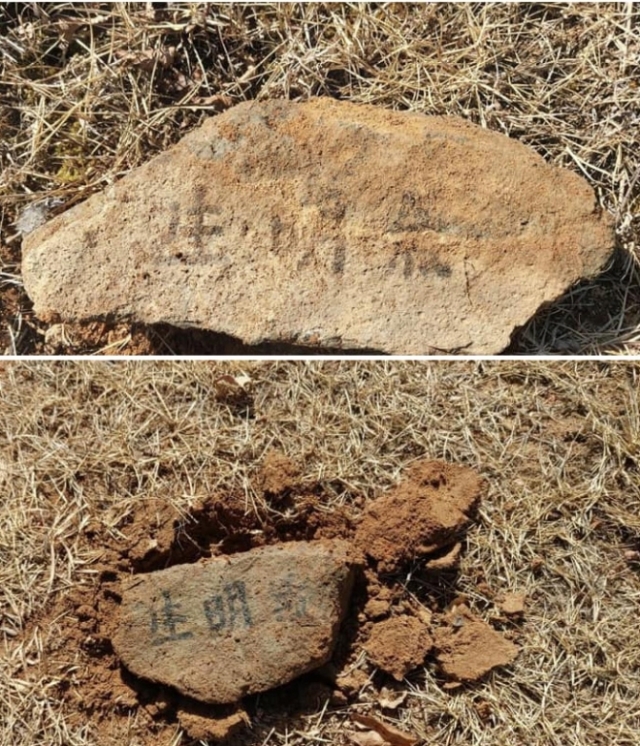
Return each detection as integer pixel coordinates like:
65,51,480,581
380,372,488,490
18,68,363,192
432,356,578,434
1,2,639,354
2,360,640,745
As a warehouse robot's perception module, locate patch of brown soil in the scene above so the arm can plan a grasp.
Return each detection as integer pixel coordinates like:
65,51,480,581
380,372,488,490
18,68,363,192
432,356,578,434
177,702,249,742
259,449,301,499
354,460,484,572
45,319,158,355
13,457,519,745
433,605,519,682
364,615,433,681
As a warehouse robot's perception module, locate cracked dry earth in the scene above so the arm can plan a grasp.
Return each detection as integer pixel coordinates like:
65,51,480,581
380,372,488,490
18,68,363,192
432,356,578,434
13,457,522,744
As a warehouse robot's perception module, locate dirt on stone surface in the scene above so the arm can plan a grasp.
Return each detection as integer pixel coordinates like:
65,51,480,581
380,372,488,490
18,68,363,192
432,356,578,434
13,457,519,745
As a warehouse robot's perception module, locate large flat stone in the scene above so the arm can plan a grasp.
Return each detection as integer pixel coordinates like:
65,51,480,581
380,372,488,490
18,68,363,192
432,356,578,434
112,541,355,704
22,98,615,353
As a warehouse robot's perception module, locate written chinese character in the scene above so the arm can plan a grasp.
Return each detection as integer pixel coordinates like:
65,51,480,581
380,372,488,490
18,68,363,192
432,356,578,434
150,590,194,646
273,576,309,621
203,580,253,633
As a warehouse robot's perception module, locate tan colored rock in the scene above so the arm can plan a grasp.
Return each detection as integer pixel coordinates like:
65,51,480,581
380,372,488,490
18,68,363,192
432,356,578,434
112,541,355,704
22,98,615,354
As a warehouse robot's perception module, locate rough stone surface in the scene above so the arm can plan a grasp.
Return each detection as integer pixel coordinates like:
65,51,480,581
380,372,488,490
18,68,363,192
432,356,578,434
112,540,355,704
22,98,615,354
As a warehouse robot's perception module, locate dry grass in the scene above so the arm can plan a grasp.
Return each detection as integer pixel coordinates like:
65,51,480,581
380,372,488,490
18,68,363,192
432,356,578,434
2,360,640,745
1,2,639,354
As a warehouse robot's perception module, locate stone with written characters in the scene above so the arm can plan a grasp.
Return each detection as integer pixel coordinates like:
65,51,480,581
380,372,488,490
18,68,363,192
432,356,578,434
112,541,355,704
22,98,614,353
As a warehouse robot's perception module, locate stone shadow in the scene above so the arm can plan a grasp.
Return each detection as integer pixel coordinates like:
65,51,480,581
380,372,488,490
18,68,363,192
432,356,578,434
145,323,387,355
507,246,640,354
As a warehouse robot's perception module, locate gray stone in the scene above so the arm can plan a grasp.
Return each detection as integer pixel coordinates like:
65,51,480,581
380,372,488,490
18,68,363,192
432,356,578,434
22,98,615,353
111,541,355,704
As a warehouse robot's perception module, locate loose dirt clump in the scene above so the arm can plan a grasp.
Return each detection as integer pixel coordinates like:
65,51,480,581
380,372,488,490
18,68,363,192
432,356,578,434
11,456,520,744
258,449,301,501
354,460,483,572
433,605,520,683
177,703,249,742
364,616,433,681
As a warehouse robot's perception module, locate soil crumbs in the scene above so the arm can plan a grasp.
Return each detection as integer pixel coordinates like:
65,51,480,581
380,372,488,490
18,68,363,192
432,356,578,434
13,457,522,745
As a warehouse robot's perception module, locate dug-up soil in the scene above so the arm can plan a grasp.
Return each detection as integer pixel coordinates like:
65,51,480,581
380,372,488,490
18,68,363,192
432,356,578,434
16,456,522,745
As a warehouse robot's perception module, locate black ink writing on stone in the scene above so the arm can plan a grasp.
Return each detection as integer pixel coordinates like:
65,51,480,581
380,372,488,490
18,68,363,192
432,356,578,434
390,192,452,234
296,250,313,271
226,580,253,627
418,259,452,279
388,250,414,279
203,593,226,632
273,576,310,622
403,251,414,279
332,244,346,275
167,201,180,239
203,581,253,634
164,191,223,259
271,215,283,243
389,250,452,280
83,230,98,249
390,192,433,233
150,590,194,646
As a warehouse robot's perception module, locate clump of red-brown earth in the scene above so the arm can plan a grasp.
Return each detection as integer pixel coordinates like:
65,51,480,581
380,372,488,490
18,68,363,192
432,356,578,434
19,456,524,745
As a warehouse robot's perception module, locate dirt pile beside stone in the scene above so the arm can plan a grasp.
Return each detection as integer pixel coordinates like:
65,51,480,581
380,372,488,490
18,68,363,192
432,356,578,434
433,603,519,684
14,457,523,744
22,98,615,355
354,459,482,572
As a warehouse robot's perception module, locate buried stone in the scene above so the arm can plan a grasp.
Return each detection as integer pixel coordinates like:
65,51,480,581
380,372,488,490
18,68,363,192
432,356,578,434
21,98,615,354
112,541,355,704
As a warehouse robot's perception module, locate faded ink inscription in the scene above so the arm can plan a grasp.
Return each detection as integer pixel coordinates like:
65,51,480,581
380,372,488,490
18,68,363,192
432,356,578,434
203,581,253,632
272,574,311,622
144,577,313,645
150,590,194,646
332,244,346,275
152,194,454,280
388,251,452,280
162,197,225,264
